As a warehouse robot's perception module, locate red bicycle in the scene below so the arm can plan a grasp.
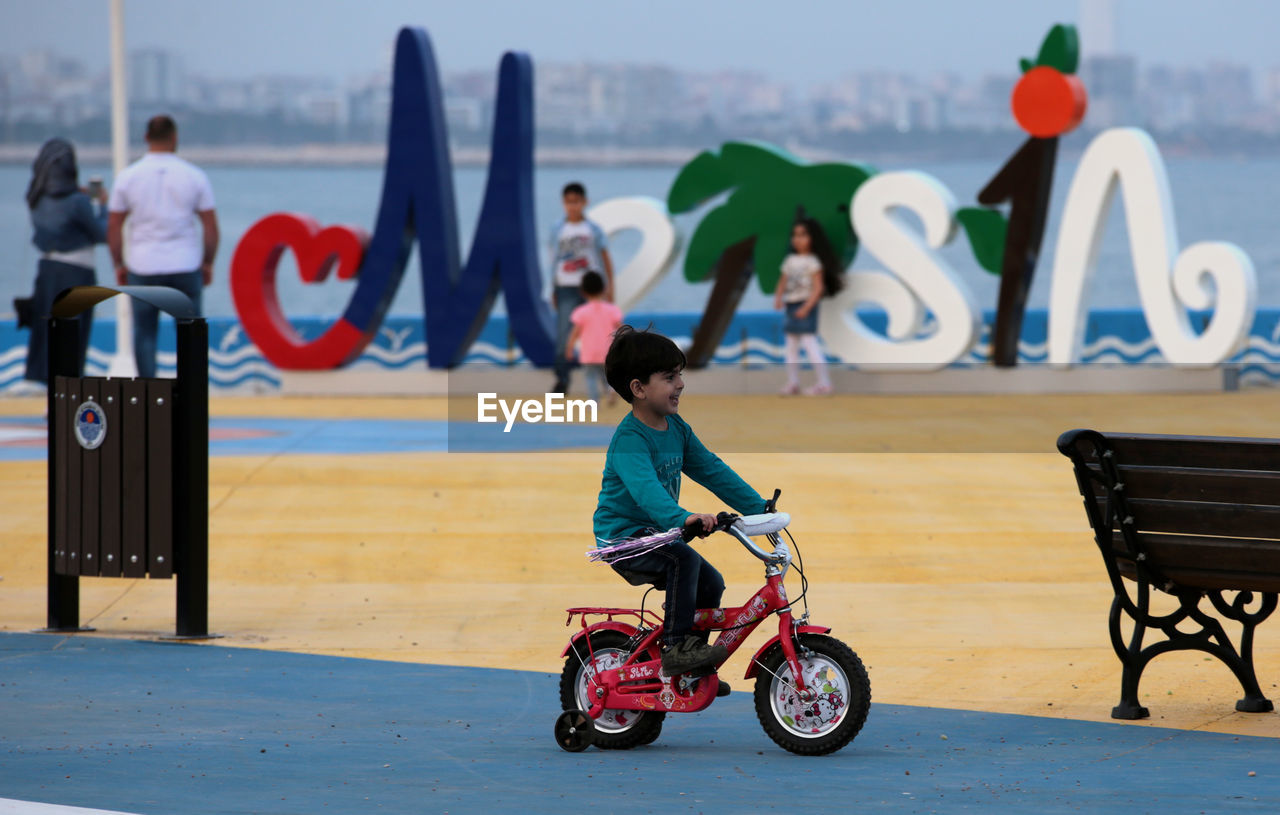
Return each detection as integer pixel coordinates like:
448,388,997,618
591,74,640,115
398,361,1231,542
555,494,871,755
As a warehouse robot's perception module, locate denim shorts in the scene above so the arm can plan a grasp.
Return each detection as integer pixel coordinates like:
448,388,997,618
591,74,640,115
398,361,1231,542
784,301,818,335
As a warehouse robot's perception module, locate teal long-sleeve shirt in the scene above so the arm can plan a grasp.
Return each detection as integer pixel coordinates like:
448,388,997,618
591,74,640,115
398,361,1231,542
593,412,766,545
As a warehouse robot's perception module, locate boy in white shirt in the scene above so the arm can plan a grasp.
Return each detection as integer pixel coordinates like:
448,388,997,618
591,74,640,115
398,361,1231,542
550,182,612,394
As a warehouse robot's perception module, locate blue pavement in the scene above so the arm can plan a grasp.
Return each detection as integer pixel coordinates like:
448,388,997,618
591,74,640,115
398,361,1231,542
0,416,616,460
1,633,1277,814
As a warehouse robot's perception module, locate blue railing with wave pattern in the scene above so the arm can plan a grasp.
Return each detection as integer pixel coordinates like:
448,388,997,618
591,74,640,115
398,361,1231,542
3,308,1280,391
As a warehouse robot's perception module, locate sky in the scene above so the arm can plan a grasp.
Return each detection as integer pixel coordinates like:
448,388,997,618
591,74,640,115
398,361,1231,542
1,0,1277,85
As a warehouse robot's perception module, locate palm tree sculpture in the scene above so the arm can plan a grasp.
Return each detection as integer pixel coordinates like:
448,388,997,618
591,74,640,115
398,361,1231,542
956,24,1087,367
667,141,874,367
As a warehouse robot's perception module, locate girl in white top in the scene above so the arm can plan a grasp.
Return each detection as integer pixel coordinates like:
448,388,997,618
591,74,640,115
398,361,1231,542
773,218,841,395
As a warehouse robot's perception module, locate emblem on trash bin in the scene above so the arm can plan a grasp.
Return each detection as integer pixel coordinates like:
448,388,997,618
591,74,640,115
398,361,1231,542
73,400,106,450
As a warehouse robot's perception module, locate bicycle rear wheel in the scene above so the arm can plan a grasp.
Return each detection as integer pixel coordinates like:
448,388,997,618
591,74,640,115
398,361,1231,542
560,629,665,749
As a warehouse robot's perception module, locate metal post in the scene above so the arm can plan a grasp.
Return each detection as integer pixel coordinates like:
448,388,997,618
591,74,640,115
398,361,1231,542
174,318,209,637
45,317,82,631
107,0,137,378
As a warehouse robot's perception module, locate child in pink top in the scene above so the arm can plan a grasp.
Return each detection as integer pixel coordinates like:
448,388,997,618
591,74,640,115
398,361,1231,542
567,271,624,403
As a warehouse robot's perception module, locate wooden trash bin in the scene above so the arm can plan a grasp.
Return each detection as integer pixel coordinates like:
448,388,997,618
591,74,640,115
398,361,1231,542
44,285,210,638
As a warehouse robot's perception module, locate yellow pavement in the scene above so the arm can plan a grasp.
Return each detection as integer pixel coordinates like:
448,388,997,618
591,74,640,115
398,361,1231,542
2,390,1279,738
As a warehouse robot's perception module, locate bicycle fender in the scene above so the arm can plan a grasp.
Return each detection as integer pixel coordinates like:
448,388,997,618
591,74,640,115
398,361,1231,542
742,626,833,679
560,621,640,657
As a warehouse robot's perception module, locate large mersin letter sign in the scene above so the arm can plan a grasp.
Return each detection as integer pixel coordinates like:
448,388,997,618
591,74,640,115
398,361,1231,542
229,25,1257,372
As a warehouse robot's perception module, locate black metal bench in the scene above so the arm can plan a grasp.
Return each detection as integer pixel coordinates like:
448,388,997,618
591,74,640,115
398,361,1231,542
1057,429,1280,720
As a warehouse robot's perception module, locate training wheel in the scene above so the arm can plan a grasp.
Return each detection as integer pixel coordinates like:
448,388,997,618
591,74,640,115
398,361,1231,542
554,709,596,752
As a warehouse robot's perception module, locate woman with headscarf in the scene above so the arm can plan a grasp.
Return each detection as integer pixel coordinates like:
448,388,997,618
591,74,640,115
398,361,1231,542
23,137,106,385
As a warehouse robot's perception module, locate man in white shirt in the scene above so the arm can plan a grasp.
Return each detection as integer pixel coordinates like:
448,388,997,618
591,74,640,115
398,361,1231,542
106,114,219,377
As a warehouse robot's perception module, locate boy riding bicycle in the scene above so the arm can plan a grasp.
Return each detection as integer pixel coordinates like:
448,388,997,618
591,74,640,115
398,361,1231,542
593,326,768,677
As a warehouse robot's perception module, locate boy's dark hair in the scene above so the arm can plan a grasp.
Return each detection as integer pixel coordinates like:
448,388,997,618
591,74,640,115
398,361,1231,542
145,114,177,143
580,270,605,296
605,325,686,403
562,181,586,199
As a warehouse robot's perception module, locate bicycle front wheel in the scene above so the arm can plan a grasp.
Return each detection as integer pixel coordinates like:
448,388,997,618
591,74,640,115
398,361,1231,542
752,633,870,755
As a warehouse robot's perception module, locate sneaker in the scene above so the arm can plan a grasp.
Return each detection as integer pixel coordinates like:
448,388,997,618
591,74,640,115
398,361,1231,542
803,383,833,396
661,634,728,676
780,382,800,396
716,680,731,697
550,378,567,395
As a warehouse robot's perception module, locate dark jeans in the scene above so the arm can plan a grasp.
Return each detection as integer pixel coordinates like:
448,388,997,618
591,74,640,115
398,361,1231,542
612,540,725,646
25,259,95,383
553,284,585,386
126,271,202,378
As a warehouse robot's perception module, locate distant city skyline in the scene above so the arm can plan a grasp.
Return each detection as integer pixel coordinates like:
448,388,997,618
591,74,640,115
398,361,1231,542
6,0,1280,160
4,28,1277,157
3,0,1280,88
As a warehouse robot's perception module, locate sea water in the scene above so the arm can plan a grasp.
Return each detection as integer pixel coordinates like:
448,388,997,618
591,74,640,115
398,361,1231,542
1,155,1276,320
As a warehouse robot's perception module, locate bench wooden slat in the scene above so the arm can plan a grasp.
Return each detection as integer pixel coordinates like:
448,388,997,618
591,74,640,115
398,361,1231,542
1113,559,1280,593
1094,495,1280,540
1087,464,1280,506
1108,531,1280,588
1159,569,1280,593
1107,434,1280,472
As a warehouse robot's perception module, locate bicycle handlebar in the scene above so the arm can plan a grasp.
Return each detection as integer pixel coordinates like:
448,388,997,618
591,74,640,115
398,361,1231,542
678,488,791,567
680,488,783,544
679,511,739,543
764,488,781,513
726,514,791,564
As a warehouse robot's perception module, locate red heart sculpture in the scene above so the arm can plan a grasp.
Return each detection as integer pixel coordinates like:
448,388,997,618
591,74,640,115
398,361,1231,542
230,213,370,369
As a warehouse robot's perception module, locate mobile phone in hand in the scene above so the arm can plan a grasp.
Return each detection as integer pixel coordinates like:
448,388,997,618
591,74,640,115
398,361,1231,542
86,177,103,200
